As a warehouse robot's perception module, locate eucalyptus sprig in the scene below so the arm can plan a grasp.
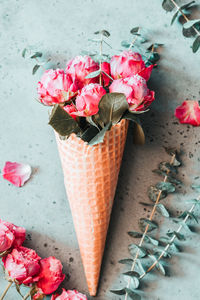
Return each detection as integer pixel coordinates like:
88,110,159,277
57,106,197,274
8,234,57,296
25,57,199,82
162,0,200,52
111,149,200,299
22,48,51,74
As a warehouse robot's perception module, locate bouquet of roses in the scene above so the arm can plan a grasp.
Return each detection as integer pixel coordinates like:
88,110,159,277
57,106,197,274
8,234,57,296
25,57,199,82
31,31,156,296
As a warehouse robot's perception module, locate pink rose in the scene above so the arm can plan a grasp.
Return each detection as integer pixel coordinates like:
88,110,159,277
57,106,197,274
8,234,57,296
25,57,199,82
37,69,78,106
109,75,155,111
2,246,41,285
63,104,78,121
2,161,32,187
101,62,111,86
75,83,106,116
66,56,99,89
0,220,25,252
51,289,87,300
175,100,200,126
34,256,65,296
110,50,153,81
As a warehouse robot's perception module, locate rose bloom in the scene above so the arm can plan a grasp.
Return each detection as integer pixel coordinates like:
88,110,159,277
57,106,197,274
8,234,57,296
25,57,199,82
51,289,87,300
109,75,155,111
175,100,200,126
66,56,99,89
63,103,78,121
37,69,78,106
0,220,25,252
110,50,154,81
2,246,41,285
75,83,106,116
101,62,111,86
33,256,65,297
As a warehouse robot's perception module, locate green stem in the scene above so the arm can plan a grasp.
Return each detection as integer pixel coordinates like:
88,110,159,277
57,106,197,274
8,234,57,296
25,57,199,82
0,281,13,300
99,33,103,85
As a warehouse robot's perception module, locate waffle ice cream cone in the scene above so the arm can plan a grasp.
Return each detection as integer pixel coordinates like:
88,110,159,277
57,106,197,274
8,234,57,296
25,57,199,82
55,119,128,296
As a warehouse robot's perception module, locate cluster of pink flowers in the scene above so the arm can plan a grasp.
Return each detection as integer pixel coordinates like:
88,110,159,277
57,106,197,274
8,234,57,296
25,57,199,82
0,219,87,300
37,50,155,117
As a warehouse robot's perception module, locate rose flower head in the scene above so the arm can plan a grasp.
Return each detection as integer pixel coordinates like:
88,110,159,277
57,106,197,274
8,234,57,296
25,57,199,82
51,289,87,300
109,75,155,111
110,50,154,81
2,246,41,285
0,220,25,253
37,69,78,106
63,103,78,121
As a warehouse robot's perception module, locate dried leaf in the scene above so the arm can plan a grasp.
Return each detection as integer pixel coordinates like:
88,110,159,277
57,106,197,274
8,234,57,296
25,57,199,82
88,122,112,146
148,185,167,202
156,182,175,193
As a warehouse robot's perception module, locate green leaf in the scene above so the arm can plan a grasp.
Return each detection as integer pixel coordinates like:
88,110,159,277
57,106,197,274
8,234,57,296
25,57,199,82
138,218,158,232
86,116,100,130
128,244,147,258
159,161,177,173
167,231,185,241
147,43,164,51
32,64,40,75
81,126,99,143
130,27,140,35
148,254,166,275
183,19,200,37
124,288,141,300
162,0,175,12
88,122,112,146
135,259,145,274
145,235,159,246
191,184,200,192
98,93,128,125
121,40,131,48
156,203,170,217
179,211,198,223
123,271,140,278
85,69,101,79
186,198,200,205
192,36,200,53
156,182,175,193
152,169,182,185
128,231,143,238
22,48,27,58
30,52,43,59
118,258,133,265
173,157,181,167
153,247,171,258
181,1,195,10
123,273,140,289
94,30,110,37
48,104,80,137
171,10,179,25
169,242,180,253
147,52,160,64
123,111,145,145
110,289,126,295
147,185,167,202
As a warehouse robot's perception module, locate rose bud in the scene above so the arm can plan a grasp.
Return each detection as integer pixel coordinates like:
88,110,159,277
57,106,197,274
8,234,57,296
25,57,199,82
66,56,99,89
37,69,78,106
0,220,26,253
51,289,87,300
2,246,41,285
109,75,155,111
63,103,78,121
110,50,154,81
75,83,106,116
175,100,200,126
101,62,111,86
33,256,65,297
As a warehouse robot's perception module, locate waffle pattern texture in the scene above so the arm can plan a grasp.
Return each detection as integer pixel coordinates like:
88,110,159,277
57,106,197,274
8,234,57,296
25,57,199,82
55,119,128,296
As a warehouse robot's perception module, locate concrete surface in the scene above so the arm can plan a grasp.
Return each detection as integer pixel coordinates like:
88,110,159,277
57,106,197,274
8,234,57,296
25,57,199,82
0,0,200,299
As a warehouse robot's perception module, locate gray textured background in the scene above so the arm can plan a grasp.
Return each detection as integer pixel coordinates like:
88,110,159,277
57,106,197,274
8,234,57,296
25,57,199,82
0,0,200,299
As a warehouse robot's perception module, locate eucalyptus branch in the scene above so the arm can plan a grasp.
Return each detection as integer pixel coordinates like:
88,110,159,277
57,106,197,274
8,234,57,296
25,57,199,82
99,33,103,85
0,281,13,300
124,154,175,300
139,196,199,279
129,27,140,50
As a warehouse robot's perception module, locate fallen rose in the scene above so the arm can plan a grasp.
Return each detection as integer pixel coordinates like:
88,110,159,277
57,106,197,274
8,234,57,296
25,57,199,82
110,50,154,81
175,100,200,126
66,56,99,89
0,220,25,253
109,75,155,111
75,83,106,116
37,69,78,106
2,161,32,187
33,256,65,297
2,246,41,285
51,289,87,300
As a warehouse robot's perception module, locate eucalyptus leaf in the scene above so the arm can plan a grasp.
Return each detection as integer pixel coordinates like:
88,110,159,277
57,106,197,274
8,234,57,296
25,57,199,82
164,147,177,156
85,69,101,79
128,231,143,238
98,93,128,125
167,231,185,241
171,10,179,25
159,161,177,174
135,259,145,274
191,184,200,192
145,235,159,246
162,0,175,12
30,52,43,59
123,271,140,278
130,27,140,34
94,30,110,37
156,203,170,217
156,182,175,193
183,19,200,37
110,289,126,295
32,64,40,75
121,40,131,48
118,258,133,265
148,185,167,202
169,242,180,253
179,211,198,223
123,273,140,290
88,122,112,146
124,288,141,300
152,169,182,185
181,0,195,10
186,199,200,205
128,244,147,258
192,36,200,53
153,247,171,258
22,48,27,58
139,218,158,232
148,254,166,275
173,157,181,167
48,104,80,137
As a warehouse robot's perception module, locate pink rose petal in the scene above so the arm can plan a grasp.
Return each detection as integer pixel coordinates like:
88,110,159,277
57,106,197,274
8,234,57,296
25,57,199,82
2,162,32,187
175,100,200,126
